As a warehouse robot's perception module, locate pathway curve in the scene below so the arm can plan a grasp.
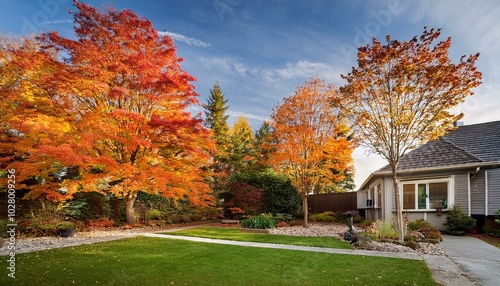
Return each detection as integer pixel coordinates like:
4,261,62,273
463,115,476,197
145,232,475,286
4,224,495,286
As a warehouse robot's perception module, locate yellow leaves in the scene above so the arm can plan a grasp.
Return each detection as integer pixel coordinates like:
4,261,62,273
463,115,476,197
341,28,481,162
270,77,355,193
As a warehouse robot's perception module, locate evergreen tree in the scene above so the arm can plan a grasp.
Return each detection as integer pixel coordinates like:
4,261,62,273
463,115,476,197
252,121,273,172
202,82,231,193
203,82,230,148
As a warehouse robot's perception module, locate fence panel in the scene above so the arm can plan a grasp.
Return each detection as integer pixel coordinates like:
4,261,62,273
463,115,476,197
307,192,357,214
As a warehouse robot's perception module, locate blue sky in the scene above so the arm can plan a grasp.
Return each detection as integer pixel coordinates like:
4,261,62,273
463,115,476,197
1,0,499,189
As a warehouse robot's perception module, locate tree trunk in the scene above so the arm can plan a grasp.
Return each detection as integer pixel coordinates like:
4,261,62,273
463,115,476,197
392,165,404,242
303,194,309,227
124,191,138,225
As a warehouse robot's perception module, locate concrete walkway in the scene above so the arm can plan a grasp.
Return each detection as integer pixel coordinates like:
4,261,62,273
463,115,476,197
143,232,495,285
144,233,422,260
439,235,500,286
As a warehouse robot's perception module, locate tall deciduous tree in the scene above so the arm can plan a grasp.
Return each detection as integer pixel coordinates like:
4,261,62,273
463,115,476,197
2,1,215,224
0,35,72,201
269,77,355,226
229,116,255,174
340,28,481,241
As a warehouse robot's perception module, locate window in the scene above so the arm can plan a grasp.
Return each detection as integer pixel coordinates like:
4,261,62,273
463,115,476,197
402,179,451,210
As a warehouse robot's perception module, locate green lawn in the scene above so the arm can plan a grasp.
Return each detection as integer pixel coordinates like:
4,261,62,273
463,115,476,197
0,237,436,285
168,226,353,249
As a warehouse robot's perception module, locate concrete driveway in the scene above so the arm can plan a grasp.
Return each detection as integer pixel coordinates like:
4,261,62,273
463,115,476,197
440,235,500,286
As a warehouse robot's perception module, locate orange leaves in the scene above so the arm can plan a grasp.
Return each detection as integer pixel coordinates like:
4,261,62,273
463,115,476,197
341,27,482,162
269,77,355,194
1,2,215,211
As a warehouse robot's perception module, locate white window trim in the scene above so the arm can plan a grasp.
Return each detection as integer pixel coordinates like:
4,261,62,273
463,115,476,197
369,180,383,209
399,177,455,211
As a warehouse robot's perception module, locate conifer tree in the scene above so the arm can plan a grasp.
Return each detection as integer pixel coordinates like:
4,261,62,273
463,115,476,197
252,121,273,172
203,82,231,192
203,82,230,148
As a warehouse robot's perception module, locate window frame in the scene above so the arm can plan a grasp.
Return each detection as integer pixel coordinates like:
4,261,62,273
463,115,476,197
400,177,454,211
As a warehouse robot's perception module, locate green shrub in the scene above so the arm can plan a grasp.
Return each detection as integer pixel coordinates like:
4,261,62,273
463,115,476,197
241,214,276,229
444,205,476,235
147,209,163,220
407,219,442,240
352,215,364,224
309,211,338,223
189,214,203,221
136,191,180,216
274,213,294,222
64,192,110,220
180,215,192,223
376,220,398,239
232,170,301,215
40,224,58,235
366,220,398,240
0,221,8,238
21,221,62,237
359,218,374,228
56,221,76,230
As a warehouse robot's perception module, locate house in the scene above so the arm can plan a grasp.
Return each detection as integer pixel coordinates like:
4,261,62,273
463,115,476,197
357,120,500,230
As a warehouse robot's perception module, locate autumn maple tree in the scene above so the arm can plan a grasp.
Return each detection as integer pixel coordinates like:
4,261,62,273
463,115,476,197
1,1,215,224
340,28,481,241
269,77,355,226
0,35,72,201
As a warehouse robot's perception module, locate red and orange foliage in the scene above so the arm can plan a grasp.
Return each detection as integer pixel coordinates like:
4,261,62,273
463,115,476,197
340,27,481,241
224,182,263,216
269,77,355,226
1,1,215,223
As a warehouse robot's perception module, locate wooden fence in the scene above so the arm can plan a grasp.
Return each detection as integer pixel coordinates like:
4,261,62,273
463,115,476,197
307,192,357,214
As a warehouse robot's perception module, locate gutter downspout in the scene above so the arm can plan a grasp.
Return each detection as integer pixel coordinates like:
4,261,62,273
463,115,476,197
485,170,489,216
467,172,471,216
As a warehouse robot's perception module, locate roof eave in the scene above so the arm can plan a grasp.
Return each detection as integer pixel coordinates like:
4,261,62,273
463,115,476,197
357,161,500,191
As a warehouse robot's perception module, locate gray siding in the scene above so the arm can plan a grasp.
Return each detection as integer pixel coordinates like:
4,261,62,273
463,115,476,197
454,173,469,211
487,168,500,216
385,177,396,220
470,170,485,215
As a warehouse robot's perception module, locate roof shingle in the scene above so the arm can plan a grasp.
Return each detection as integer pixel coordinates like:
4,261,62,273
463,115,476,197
378,120,500,172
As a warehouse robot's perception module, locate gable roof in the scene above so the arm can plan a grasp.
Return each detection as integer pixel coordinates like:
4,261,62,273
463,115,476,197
443,120,500,162
377,120,500,173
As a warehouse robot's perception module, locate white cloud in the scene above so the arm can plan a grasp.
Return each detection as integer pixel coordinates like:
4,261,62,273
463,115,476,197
227,110,269,122
42,19,72,25
352,148,387,189
158,31,210,47
198,56,258,77
276,60,332,79
274,60,345,85
199,57,344,86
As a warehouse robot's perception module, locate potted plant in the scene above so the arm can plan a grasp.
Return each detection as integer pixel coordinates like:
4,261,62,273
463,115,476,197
433,199,447,216
56,221,77,237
